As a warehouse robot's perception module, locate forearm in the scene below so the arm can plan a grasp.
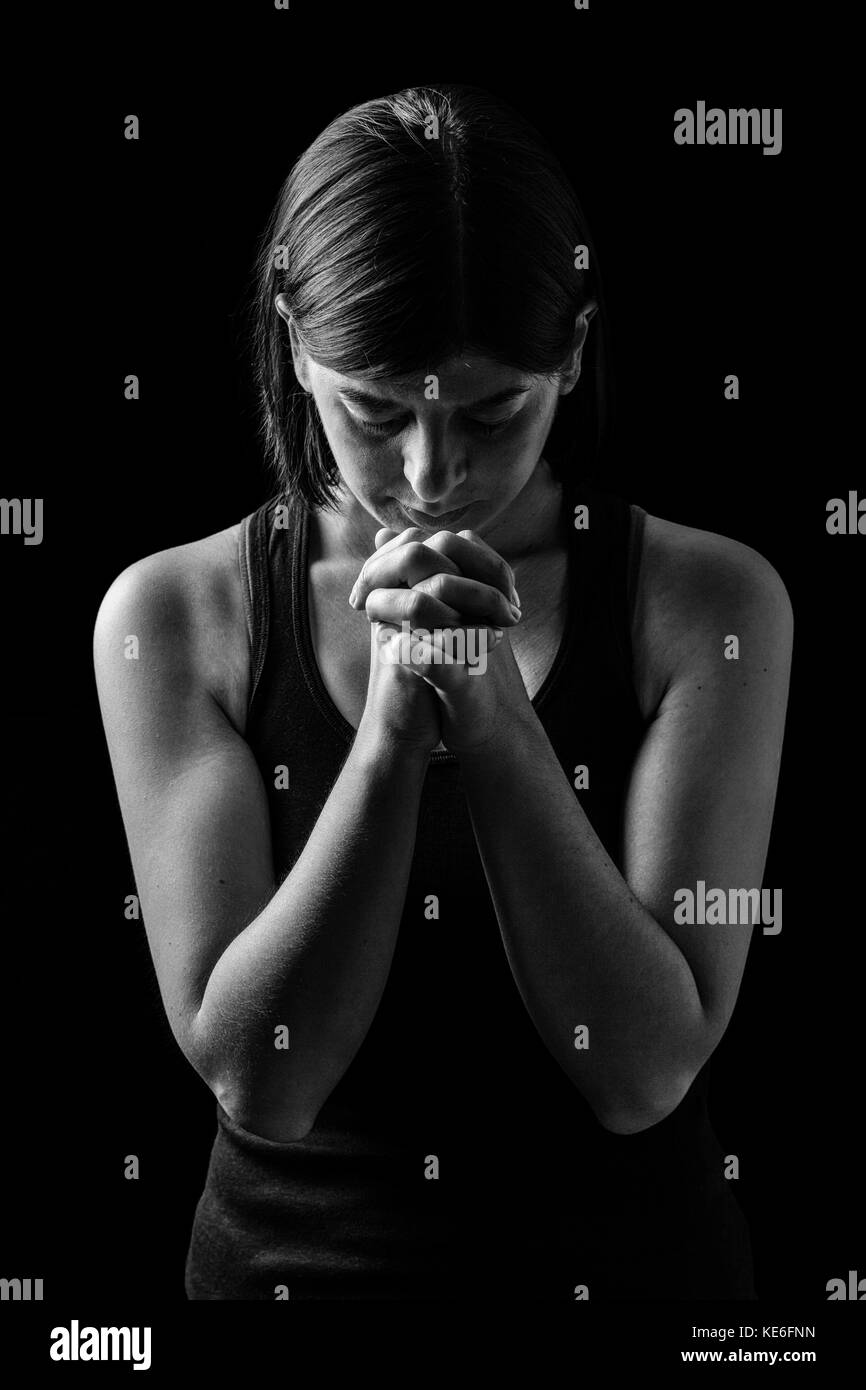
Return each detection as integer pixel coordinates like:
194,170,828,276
457,709,708,1132
192,720,429,1140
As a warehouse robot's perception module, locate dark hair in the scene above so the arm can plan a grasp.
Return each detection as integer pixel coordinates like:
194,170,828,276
252,83,610,512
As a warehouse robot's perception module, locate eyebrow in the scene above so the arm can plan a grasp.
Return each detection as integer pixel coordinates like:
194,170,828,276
337,384,532,411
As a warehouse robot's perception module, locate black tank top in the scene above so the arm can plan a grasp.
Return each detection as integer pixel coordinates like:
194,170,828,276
184,476,756,1301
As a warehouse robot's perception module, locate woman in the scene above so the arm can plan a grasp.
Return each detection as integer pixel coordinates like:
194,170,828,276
93,84,793,1300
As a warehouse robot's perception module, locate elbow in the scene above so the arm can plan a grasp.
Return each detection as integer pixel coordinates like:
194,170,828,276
219,1093,317,1143
206,1067,319,1143
590,1012,720,1135
185,1013,318,1144
204,1071,319,1145
592,1069,697,1136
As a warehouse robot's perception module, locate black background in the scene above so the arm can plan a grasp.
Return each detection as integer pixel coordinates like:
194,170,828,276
2,3,861,1315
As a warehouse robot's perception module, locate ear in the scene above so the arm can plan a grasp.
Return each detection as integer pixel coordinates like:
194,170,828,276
275,294,312,392
558,301,598,395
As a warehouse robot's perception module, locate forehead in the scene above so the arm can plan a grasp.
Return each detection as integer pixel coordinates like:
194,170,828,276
326,354,534,405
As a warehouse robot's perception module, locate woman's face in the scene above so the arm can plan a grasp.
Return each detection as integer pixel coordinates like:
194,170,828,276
280,302,587,538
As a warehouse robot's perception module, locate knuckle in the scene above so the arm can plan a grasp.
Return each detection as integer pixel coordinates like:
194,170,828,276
402,539,431,579
406,590,425,622
416,531,447,555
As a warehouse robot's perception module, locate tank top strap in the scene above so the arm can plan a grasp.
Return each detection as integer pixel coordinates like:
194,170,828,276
238,496,275,712
238,490,319,734
558,471,647,698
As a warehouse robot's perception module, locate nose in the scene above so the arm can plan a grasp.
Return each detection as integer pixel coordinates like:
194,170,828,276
402,421,468,506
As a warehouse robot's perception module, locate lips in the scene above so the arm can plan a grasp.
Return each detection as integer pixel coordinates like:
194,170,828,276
400,502,472,527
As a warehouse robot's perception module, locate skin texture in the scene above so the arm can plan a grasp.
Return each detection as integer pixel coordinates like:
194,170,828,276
93,324,793,1141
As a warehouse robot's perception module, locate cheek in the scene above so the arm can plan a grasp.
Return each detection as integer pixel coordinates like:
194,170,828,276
488,396,552,460
484,409,549,467
318,410,382,475
529,389,560,431
331,436,396,493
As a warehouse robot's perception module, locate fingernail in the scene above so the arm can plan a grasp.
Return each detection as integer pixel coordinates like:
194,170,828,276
509,603,521,621
511,587,520,608
348,586,358,606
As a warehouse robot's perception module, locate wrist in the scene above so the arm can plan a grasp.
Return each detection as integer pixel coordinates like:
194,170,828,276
353,715,433,770
447,701,538,764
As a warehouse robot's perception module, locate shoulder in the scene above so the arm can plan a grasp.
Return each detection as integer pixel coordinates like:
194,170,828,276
630,510,793,719
93,521,251,732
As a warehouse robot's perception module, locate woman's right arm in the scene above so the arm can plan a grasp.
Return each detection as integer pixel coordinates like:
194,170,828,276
93,551,432,1143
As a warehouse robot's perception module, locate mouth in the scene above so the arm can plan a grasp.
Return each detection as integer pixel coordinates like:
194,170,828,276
399,501,473,528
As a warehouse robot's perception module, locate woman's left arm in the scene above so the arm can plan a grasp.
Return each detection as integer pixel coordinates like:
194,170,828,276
451,525,794,1134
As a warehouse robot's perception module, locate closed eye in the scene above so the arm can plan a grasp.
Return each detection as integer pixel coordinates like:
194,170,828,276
354,414,514,439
